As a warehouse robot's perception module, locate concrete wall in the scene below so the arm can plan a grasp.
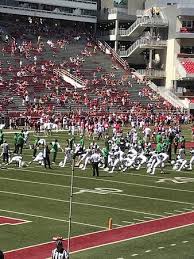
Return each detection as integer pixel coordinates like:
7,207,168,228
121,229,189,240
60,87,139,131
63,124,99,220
165,39,180,89
145,0,194,9
16,0,97,10
101,0,114,9
127,0,145,15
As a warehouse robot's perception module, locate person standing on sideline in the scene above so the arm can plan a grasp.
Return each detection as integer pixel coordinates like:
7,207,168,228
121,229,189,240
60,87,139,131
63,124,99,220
13,133,18,153
102,146,109,171
51,238,69,259
90,149,101,177
51,139,63,164
1,140,9,163
43,144,51,169
17,133,24,154
0,130,4,145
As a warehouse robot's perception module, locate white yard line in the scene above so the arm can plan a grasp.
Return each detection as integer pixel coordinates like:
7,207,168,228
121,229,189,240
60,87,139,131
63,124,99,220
1,177,193,208
0,178,194,208
0,209,106,229
113,223,123,227
7,167,194,195
133,219,145,222
0,190,163,217
122,220,134,224
144,216,156,219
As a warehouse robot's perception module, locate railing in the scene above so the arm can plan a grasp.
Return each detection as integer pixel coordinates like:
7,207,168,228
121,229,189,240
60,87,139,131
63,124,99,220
119,38,167,57
136,9,151,17
98,29,115,36
119,16,168,36
160,88,189,109
97,40,129,70
137,69,166,78
176,59,187,78
0,4,96,19
54,69,86,87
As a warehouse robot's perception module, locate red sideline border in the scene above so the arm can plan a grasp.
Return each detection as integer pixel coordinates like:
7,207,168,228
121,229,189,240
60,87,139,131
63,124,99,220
5,211,194,259
0,216,31,226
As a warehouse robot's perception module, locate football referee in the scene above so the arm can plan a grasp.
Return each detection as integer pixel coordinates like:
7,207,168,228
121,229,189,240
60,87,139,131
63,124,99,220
90,149,101,177
51,239,69,259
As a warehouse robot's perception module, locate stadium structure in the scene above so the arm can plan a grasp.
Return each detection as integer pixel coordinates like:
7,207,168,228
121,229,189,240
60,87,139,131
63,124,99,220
0,0,194,125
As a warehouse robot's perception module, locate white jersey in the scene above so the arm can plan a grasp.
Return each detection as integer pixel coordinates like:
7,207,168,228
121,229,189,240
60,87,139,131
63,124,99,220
38,139,46,145
10,155,22,162
24,131,29,141
51,248,69,259
33,152,44,162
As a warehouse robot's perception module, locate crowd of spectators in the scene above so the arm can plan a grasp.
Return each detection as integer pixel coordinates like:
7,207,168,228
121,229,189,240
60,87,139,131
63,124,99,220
0,17,186,125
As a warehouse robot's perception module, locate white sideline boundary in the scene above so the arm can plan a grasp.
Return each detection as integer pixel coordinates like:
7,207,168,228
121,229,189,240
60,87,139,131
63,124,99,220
0,215,31,225
5,212,194,257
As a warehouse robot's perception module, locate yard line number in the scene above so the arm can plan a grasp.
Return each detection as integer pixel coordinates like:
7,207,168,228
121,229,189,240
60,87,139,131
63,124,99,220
73,187,123,195
156,177,194,184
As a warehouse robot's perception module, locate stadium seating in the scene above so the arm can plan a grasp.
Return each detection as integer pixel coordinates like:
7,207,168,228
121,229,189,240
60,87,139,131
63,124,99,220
181,59,194,74
0,20,175,118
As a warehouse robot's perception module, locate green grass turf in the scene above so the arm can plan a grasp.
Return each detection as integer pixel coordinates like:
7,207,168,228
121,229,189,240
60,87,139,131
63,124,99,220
0,127,194,258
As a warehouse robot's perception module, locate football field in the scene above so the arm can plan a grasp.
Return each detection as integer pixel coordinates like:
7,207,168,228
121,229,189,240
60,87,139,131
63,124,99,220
1,130,194,258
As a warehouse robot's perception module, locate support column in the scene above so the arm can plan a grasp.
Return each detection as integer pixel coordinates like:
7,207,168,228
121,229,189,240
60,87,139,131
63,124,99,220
114,19,119,52
148,27,154,69
148,49,153,69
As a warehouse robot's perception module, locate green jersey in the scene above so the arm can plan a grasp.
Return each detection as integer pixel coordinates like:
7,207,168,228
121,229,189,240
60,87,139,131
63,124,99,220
156,143,163,153
156,134,162,144
17,135,24,145
14,134,18,144
80,138,84,148
102,147,109,158
52,143,58,153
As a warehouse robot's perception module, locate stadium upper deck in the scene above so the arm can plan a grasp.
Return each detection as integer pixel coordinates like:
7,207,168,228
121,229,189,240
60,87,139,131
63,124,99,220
97,0,194,111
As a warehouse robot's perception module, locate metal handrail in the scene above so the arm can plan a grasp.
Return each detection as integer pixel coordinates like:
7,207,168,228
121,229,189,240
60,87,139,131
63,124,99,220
119,16,168,36
137,69,166,77
119,38,167,57
97,40,129,70
54,69,86,86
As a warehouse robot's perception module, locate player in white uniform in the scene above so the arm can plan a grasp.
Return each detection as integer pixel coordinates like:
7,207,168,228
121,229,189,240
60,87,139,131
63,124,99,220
188,148,194,170
123,146,138,171
172,148,187,172
136,150,148,170
59,147,73,167
80,148,93,170
29,151,44,165
38,138,46,146
23,129,29,147
147,151,168,175
7,155,24,167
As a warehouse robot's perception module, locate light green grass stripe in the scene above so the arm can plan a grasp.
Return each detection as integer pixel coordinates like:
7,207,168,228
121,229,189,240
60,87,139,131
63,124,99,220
0,209,105,229
1,176,194,206
6,167,194,194
0,190,162,217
